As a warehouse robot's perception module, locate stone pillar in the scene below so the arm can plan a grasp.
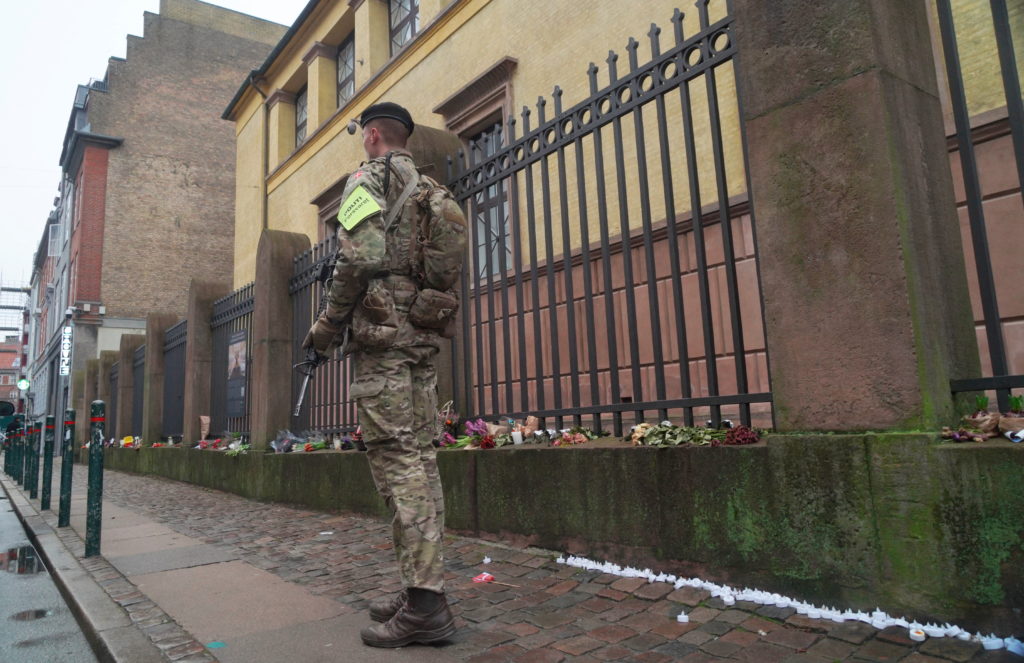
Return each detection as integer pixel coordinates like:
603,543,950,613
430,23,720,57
97,352,118,404
249,230,310,450
142,313,178,443
183,280,231,443
407,125,464,406
303,42,338,131
81,361,99,446
352,0,390,88
116,335,145,439
732,0,979,430
267,89,297,169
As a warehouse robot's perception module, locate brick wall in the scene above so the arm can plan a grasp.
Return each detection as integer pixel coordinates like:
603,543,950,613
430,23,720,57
85,4,283,319
70,145,109,305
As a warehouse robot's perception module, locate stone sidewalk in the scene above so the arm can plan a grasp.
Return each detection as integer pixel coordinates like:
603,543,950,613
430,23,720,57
13,461,1022,662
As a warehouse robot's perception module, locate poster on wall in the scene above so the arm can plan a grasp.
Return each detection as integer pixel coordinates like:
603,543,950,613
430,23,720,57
226,329,247,419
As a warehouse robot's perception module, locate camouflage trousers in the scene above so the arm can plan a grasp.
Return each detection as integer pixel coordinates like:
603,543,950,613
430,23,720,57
351,344,445,593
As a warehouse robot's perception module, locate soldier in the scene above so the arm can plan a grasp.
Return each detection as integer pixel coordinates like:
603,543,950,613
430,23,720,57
303,101,466,648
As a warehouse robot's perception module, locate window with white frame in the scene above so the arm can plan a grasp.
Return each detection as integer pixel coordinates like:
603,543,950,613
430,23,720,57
389,0,419,55
337,34,355,108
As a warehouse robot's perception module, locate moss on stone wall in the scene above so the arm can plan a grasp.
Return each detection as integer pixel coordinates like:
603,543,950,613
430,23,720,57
96,434,1024,630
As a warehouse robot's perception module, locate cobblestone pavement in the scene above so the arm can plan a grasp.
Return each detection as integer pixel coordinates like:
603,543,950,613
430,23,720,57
91,466,1015,663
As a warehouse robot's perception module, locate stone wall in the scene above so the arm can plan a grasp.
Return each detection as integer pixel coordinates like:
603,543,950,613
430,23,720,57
95,435,1024,633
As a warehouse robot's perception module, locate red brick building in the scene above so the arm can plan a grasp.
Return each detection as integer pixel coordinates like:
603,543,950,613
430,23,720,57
25,0,285,419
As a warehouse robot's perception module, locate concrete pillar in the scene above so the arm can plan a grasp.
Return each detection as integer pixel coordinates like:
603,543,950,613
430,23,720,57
353,0,390,88
250,230,310,450
732,0,979,430
116,335,145,439
267,89,297,169
183,280,231,443
94,352,117,446
303,42,338,132
142,313,179,443
81,361,99,446
407,125,464,406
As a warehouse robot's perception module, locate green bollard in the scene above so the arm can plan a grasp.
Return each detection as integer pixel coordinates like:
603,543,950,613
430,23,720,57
40,415,55,511
16,425,25,484
17,423,29,486
27,420,40,500
58,410,75,527
2,425,12,478
2,425,10,477
85,401,105,557
11,425,22,483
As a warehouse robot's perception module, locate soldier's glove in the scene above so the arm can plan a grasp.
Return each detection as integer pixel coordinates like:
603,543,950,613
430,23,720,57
302,314,346,357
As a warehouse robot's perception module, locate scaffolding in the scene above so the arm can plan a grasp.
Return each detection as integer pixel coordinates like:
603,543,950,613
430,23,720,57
0,280,28,348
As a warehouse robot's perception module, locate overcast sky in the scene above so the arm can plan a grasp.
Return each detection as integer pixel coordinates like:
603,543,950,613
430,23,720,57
0,0,308,289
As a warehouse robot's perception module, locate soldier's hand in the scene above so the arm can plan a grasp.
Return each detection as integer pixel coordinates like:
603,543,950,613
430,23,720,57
303,314,345,357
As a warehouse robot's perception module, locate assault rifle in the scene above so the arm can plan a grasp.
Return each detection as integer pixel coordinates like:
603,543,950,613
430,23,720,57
292,258,346,418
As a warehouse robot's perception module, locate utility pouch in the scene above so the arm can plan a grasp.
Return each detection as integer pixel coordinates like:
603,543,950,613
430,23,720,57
408,288,459,338
351,280,399,348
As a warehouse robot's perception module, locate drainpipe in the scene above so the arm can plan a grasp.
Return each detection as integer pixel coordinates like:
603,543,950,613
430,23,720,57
248,72,270,232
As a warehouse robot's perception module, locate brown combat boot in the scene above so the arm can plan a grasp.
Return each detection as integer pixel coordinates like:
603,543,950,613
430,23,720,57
368,590,406,623
360,588,455,648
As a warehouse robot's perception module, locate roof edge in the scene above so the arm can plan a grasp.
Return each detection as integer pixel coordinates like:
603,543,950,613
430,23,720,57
222,0,321,121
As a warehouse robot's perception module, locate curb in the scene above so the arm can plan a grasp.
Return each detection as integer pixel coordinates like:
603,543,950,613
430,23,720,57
0,473,167,663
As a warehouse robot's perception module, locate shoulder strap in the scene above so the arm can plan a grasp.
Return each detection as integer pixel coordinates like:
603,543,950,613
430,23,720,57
384,170,420,232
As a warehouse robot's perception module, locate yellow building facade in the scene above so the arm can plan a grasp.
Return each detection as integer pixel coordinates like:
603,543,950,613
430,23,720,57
224,0,1021,426
225,0,742,286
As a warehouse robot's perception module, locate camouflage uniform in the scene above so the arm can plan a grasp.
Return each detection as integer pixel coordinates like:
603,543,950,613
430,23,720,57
327,149,447,593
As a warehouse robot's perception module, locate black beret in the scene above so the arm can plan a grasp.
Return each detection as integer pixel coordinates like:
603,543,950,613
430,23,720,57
359,102,415,134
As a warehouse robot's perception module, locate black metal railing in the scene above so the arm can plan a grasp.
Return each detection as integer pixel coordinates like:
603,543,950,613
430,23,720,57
210,283,254,437
162,320,187,439
108,362,119,441
937,0,1024,409
131,344,145,437
447,3,771,435
289,235,358,435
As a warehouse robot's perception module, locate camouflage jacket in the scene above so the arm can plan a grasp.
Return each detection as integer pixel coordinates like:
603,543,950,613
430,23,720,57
326,149,437,348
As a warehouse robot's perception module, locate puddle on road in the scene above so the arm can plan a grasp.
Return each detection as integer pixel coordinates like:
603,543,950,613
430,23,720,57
10,609,52,621
2,545,47,574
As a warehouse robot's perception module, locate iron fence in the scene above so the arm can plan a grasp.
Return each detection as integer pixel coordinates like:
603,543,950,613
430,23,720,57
289,235,359,435
131,345,145,437
446,3,771,435
108,362,119,441
210,283,254,438
936,0,1024,409
162,320,187,439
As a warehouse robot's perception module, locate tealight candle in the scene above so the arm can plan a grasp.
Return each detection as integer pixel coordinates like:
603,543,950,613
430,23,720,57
909,629,926,642
981,634,1004,650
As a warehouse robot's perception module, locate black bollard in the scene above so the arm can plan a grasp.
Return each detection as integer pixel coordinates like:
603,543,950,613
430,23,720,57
11,425,22,483
40,415,55,511
58,410,75,527
85,401,105,557
17,423,29,486
27,420,39,500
